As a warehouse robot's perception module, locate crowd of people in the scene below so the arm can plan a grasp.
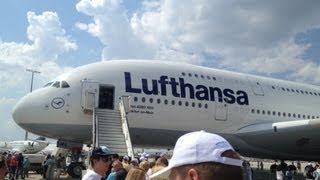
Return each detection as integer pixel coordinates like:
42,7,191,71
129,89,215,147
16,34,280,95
83,130,244,180
1,131,320,180
0,151,65,180
0,152,31,180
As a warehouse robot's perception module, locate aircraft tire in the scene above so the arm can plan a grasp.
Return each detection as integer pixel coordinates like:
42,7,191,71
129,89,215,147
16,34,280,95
67,163,83,178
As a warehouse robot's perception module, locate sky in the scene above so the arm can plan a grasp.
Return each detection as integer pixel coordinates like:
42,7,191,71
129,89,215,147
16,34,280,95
1,0,320,141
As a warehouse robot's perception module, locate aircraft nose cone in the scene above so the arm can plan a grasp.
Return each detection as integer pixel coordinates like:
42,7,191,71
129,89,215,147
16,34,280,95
12,96,27,125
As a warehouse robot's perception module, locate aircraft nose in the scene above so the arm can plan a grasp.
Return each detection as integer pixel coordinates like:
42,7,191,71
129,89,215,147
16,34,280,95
12,95,28,125
12,92,43,126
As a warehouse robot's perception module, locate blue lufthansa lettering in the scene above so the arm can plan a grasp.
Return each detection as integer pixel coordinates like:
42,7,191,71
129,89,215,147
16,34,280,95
124,72,249,105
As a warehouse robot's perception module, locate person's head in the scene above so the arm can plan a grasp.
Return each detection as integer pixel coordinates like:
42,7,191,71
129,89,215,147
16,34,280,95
131,158,139,167
150,131,243,180
90,146,114,176
112,153,119,161
111,160,123,172
139,160,150,172
123,155,129,163
126,167,146,180
155,157,169,167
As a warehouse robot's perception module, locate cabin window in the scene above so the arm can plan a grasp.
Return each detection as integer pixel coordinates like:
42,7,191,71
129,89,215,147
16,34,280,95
141,97,146,102
171,100,175,105
288,113,291,117
164,99,168,105
272,86,275,89
207,76,210,80
182,72,186,76
251,109,255,114
257,110,260,114
302,115,306,119
201,75,204,79
281,87,285,91
312,116,315,119
262,110,265,115
283,112,286,117
296,90,299,93
305,91,308,95
188,73,192,77
149,98,153,103
212,77,216,81
185,102,189,106
273,111,276,116
204,104,208,109
178,101,182,106
195,74,198,78
267,111,270,115
157,99,161,104
307,115,310,119
134,97,138,102
191,102,195,107
298,114,301,118
278,112,281,116
198,103,202,108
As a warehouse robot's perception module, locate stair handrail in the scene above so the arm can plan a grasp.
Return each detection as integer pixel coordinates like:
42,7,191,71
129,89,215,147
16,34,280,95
119,96,134,158
93,108,99,148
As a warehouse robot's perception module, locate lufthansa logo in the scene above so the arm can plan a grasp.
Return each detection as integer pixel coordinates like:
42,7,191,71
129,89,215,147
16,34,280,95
51,97,65,109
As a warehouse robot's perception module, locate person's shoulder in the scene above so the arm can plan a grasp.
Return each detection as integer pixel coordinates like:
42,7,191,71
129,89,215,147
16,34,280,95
82,169,101,180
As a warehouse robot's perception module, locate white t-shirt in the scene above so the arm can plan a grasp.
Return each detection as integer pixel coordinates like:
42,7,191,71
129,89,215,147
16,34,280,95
82,169,102,180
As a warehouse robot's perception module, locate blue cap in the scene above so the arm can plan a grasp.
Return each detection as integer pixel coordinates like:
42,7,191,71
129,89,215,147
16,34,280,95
91,146,114,157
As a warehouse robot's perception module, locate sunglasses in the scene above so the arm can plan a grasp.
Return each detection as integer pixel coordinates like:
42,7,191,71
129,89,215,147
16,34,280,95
100,156,112,163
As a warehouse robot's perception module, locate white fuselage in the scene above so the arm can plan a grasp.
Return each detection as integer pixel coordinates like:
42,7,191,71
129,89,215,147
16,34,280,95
0,140,48,154
12,60,320,160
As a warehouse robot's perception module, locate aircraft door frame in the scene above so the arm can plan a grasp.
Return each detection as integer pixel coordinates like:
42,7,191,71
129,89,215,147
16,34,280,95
246,76,264,96
214,101,228,121
81,80,99,110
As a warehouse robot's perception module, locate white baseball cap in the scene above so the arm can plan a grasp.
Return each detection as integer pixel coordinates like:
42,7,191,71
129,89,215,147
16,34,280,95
150,130,243,179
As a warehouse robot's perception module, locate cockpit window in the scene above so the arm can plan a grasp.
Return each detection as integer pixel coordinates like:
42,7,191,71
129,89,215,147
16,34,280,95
52,81,60,88
43,82,53,87
61,81,70,88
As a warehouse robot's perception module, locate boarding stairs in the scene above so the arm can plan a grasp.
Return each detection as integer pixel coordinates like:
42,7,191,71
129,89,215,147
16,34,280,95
92,97,134,157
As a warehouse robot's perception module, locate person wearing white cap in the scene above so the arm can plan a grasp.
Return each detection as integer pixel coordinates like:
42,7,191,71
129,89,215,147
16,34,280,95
149,130,243,180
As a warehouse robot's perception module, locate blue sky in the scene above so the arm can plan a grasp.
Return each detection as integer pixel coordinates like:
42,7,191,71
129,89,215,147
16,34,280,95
1,0,320,141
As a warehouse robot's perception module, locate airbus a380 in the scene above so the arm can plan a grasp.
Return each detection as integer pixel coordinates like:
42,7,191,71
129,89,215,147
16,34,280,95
12,60,320,161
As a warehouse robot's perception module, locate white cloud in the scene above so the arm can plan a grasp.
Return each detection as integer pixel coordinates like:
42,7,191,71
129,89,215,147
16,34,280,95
0,11,77,140
77,0,320,84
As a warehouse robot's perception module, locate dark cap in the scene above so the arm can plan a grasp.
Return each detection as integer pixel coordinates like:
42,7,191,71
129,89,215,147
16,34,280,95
91,146,114,157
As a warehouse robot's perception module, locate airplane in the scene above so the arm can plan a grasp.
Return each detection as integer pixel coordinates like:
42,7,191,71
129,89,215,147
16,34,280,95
11,59,320,162
0,136,49,154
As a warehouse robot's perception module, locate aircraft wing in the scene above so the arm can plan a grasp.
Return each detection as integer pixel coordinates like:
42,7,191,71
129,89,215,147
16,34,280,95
234,119,320,159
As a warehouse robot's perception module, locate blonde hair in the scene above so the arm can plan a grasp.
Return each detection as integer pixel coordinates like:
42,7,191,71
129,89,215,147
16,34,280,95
139,160,150,172
125,167,146,180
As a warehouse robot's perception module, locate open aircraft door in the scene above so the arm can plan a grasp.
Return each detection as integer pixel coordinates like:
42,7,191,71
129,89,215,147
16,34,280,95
81,80,99,110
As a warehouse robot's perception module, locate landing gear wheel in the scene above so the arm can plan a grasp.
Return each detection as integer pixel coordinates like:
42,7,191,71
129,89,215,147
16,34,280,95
67,163,83,178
